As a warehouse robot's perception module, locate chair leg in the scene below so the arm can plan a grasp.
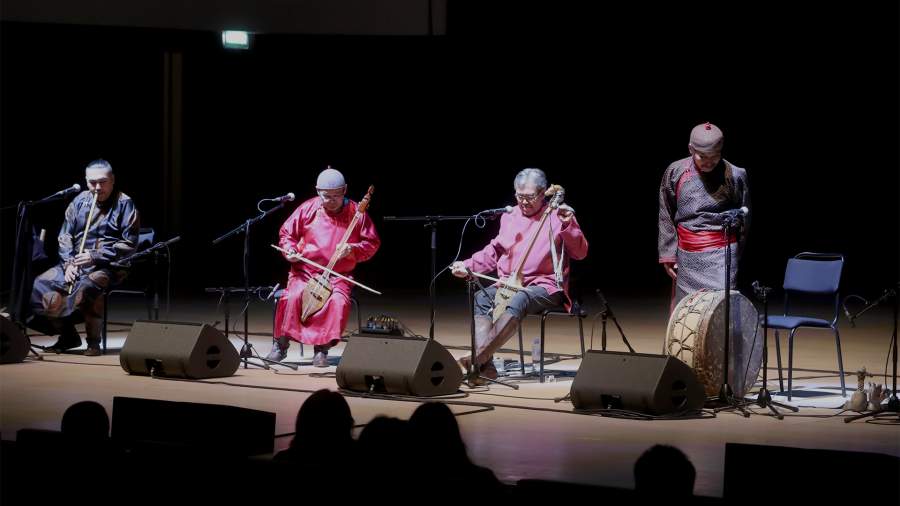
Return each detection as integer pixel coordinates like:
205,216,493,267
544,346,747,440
353,297,361,334
577,315,585,357
517,322,525,375
101,291,109,354
774,329,784,393
539,314,547,383
833,326,846,397
787,329,797,401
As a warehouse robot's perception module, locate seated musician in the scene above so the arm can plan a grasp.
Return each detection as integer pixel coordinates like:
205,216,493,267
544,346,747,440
268,167,381,367
451,168,588,381
29,160,140,356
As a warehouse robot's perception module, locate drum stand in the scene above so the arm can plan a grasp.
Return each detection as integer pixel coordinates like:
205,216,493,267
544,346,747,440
711,215,751,417
751,281,798,419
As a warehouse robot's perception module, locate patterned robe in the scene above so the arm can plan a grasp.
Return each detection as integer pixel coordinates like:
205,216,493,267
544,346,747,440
30,190,140,338
658,157,751,305
274,197,380,345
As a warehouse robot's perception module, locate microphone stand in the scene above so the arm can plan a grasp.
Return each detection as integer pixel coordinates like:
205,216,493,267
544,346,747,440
464,273,517,389
596,290,634,353
112,236,180,323
845,282,899,423
712,212,751,417
212,200,289,369
111,236,181,269
9,188,79,333
382,212,485,340
750,282,798,419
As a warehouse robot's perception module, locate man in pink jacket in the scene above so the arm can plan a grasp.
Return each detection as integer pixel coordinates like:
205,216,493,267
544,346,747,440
452,168,588,380
268,167,381,367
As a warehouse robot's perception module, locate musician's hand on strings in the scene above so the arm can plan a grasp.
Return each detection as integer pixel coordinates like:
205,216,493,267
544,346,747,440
336,244,354,261
72,252,94,267
451,261,469,278
557,204,575,223
64,263,79,283
662,261,678,280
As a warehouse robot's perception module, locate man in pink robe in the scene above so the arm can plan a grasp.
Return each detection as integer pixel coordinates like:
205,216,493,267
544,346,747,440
451,168,588,381
267,167,380,367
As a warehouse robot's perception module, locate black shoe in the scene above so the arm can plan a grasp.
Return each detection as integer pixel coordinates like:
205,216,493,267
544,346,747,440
44,336,82,353
83,343,102,357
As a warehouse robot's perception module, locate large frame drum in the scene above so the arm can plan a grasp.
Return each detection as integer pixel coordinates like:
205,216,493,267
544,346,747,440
666,289,762,398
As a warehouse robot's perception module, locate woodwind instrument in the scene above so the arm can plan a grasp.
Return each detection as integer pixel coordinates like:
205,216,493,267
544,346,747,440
67,190,99,295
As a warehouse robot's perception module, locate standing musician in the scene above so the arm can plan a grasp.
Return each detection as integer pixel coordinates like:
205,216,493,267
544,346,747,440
269,167,381,367
29,159,140,356
658,122,751,307
451,168,588,381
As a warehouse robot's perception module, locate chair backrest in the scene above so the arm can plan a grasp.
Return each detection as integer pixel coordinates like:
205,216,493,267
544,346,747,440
137,228,156,251
782,252,843,295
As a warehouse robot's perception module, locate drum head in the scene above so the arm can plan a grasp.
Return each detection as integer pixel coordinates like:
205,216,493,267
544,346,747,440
666,290,762,398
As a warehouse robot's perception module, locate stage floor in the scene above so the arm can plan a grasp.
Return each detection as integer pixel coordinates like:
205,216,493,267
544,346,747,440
2,295,898,498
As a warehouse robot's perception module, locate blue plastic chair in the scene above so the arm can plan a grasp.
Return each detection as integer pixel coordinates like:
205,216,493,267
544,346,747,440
767,252,846,400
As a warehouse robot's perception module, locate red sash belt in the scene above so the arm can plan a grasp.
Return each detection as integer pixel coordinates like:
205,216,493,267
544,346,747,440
677,224,737,252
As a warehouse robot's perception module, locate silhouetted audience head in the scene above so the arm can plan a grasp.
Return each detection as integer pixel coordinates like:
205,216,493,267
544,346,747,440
634,444,695,496
290,389,353,450
408,402,468,465
358,416,408,453
61,400,109,441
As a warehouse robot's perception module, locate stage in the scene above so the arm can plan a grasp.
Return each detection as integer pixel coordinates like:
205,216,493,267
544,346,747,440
2,294,897,498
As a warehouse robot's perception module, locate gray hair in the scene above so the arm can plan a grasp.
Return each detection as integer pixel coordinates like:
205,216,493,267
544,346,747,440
513,168,547,192
85,159,113,174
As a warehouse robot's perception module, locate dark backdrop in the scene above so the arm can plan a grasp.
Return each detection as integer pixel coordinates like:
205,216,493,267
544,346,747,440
2,3,898,307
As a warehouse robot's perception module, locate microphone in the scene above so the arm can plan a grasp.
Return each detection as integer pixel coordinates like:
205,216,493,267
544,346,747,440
162,236,182,247
720,206,749,225
480,206,514,215
266,282,281,301
842,301,856,328
42,184,81,200
271,192,295,203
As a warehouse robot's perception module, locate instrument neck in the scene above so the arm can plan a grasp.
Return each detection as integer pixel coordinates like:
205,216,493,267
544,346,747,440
323,206,363,273
510,204,553,278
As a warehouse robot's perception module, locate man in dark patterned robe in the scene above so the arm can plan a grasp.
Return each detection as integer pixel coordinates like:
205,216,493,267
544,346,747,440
29,160,140,356
658,123,751,307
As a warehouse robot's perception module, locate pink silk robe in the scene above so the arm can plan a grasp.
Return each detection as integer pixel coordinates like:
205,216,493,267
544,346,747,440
274,197,380,345
462,204,588,308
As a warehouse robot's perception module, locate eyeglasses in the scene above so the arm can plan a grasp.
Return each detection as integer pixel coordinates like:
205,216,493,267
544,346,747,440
514,193,543,203
316,189,345,199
